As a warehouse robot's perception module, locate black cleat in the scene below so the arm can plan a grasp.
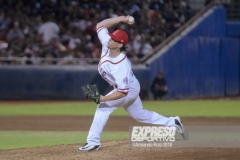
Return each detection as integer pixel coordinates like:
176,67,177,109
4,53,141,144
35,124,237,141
77,143,101,152
174,116,188,140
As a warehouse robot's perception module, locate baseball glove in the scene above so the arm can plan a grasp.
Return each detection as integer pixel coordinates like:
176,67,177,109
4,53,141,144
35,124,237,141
81,84,101,104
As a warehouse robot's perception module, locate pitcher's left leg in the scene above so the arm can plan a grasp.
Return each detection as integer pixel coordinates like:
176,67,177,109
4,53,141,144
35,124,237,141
86,104,117,146
78,89,126,152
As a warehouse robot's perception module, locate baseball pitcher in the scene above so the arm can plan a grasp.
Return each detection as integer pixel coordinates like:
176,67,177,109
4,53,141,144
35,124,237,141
78,15,186,152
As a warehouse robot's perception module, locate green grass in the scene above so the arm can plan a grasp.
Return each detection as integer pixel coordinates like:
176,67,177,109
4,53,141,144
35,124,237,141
0,100,239,150
142,100,240,117
0,100,239,117
0,131,128,150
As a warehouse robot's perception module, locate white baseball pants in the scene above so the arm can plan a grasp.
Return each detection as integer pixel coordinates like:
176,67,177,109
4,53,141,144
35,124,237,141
86,80,175,145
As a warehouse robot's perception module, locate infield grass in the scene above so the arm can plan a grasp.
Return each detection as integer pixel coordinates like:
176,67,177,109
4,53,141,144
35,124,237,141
0,131,128,150
0,100,239,117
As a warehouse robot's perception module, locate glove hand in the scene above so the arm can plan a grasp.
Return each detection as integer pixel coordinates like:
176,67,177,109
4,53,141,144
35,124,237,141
81,84,101,104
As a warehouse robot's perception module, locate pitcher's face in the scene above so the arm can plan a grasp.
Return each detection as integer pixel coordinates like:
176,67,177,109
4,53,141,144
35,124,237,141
107,38,123,49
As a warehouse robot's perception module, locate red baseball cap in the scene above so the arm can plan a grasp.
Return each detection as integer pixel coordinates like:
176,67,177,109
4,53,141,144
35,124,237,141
109,30,128,45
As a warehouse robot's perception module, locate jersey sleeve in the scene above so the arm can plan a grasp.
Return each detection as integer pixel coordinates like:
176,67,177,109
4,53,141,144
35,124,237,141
112,63,130,94
96,26,110,47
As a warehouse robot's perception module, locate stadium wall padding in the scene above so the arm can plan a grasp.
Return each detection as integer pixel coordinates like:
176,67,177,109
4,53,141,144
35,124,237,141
0,66,150,100
221,38,240,95
187,7,226,37
227,22,240,36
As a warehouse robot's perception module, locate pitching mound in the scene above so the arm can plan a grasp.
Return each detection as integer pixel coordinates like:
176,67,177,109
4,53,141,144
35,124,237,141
1,140,240,160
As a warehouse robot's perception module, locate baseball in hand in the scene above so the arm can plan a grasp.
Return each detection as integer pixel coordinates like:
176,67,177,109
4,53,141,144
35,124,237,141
128,16,135,24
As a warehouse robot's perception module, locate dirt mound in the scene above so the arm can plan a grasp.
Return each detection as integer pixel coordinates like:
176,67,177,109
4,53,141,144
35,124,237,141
1,140,240,160
1,116,240,131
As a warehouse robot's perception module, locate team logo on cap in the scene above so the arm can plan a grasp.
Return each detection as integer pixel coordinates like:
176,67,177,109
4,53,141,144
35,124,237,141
123,77,128,85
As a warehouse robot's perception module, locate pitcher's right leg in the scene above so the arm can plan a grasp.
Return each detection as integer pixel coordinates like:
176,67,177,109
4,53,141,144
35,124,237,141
123,96,175,126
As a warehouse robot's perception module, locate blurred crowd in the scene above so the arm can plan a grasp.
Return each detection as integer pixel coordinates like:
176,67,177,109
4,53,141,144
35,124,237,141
0,0,192,65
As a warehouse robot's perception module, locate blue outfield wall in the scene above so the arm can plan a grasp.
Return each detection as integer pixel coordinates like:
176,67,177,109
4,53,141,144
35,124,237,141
221,38,240,95
188,7,226,37
0,66,149,100
227,21,240,36
148,7,240,99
